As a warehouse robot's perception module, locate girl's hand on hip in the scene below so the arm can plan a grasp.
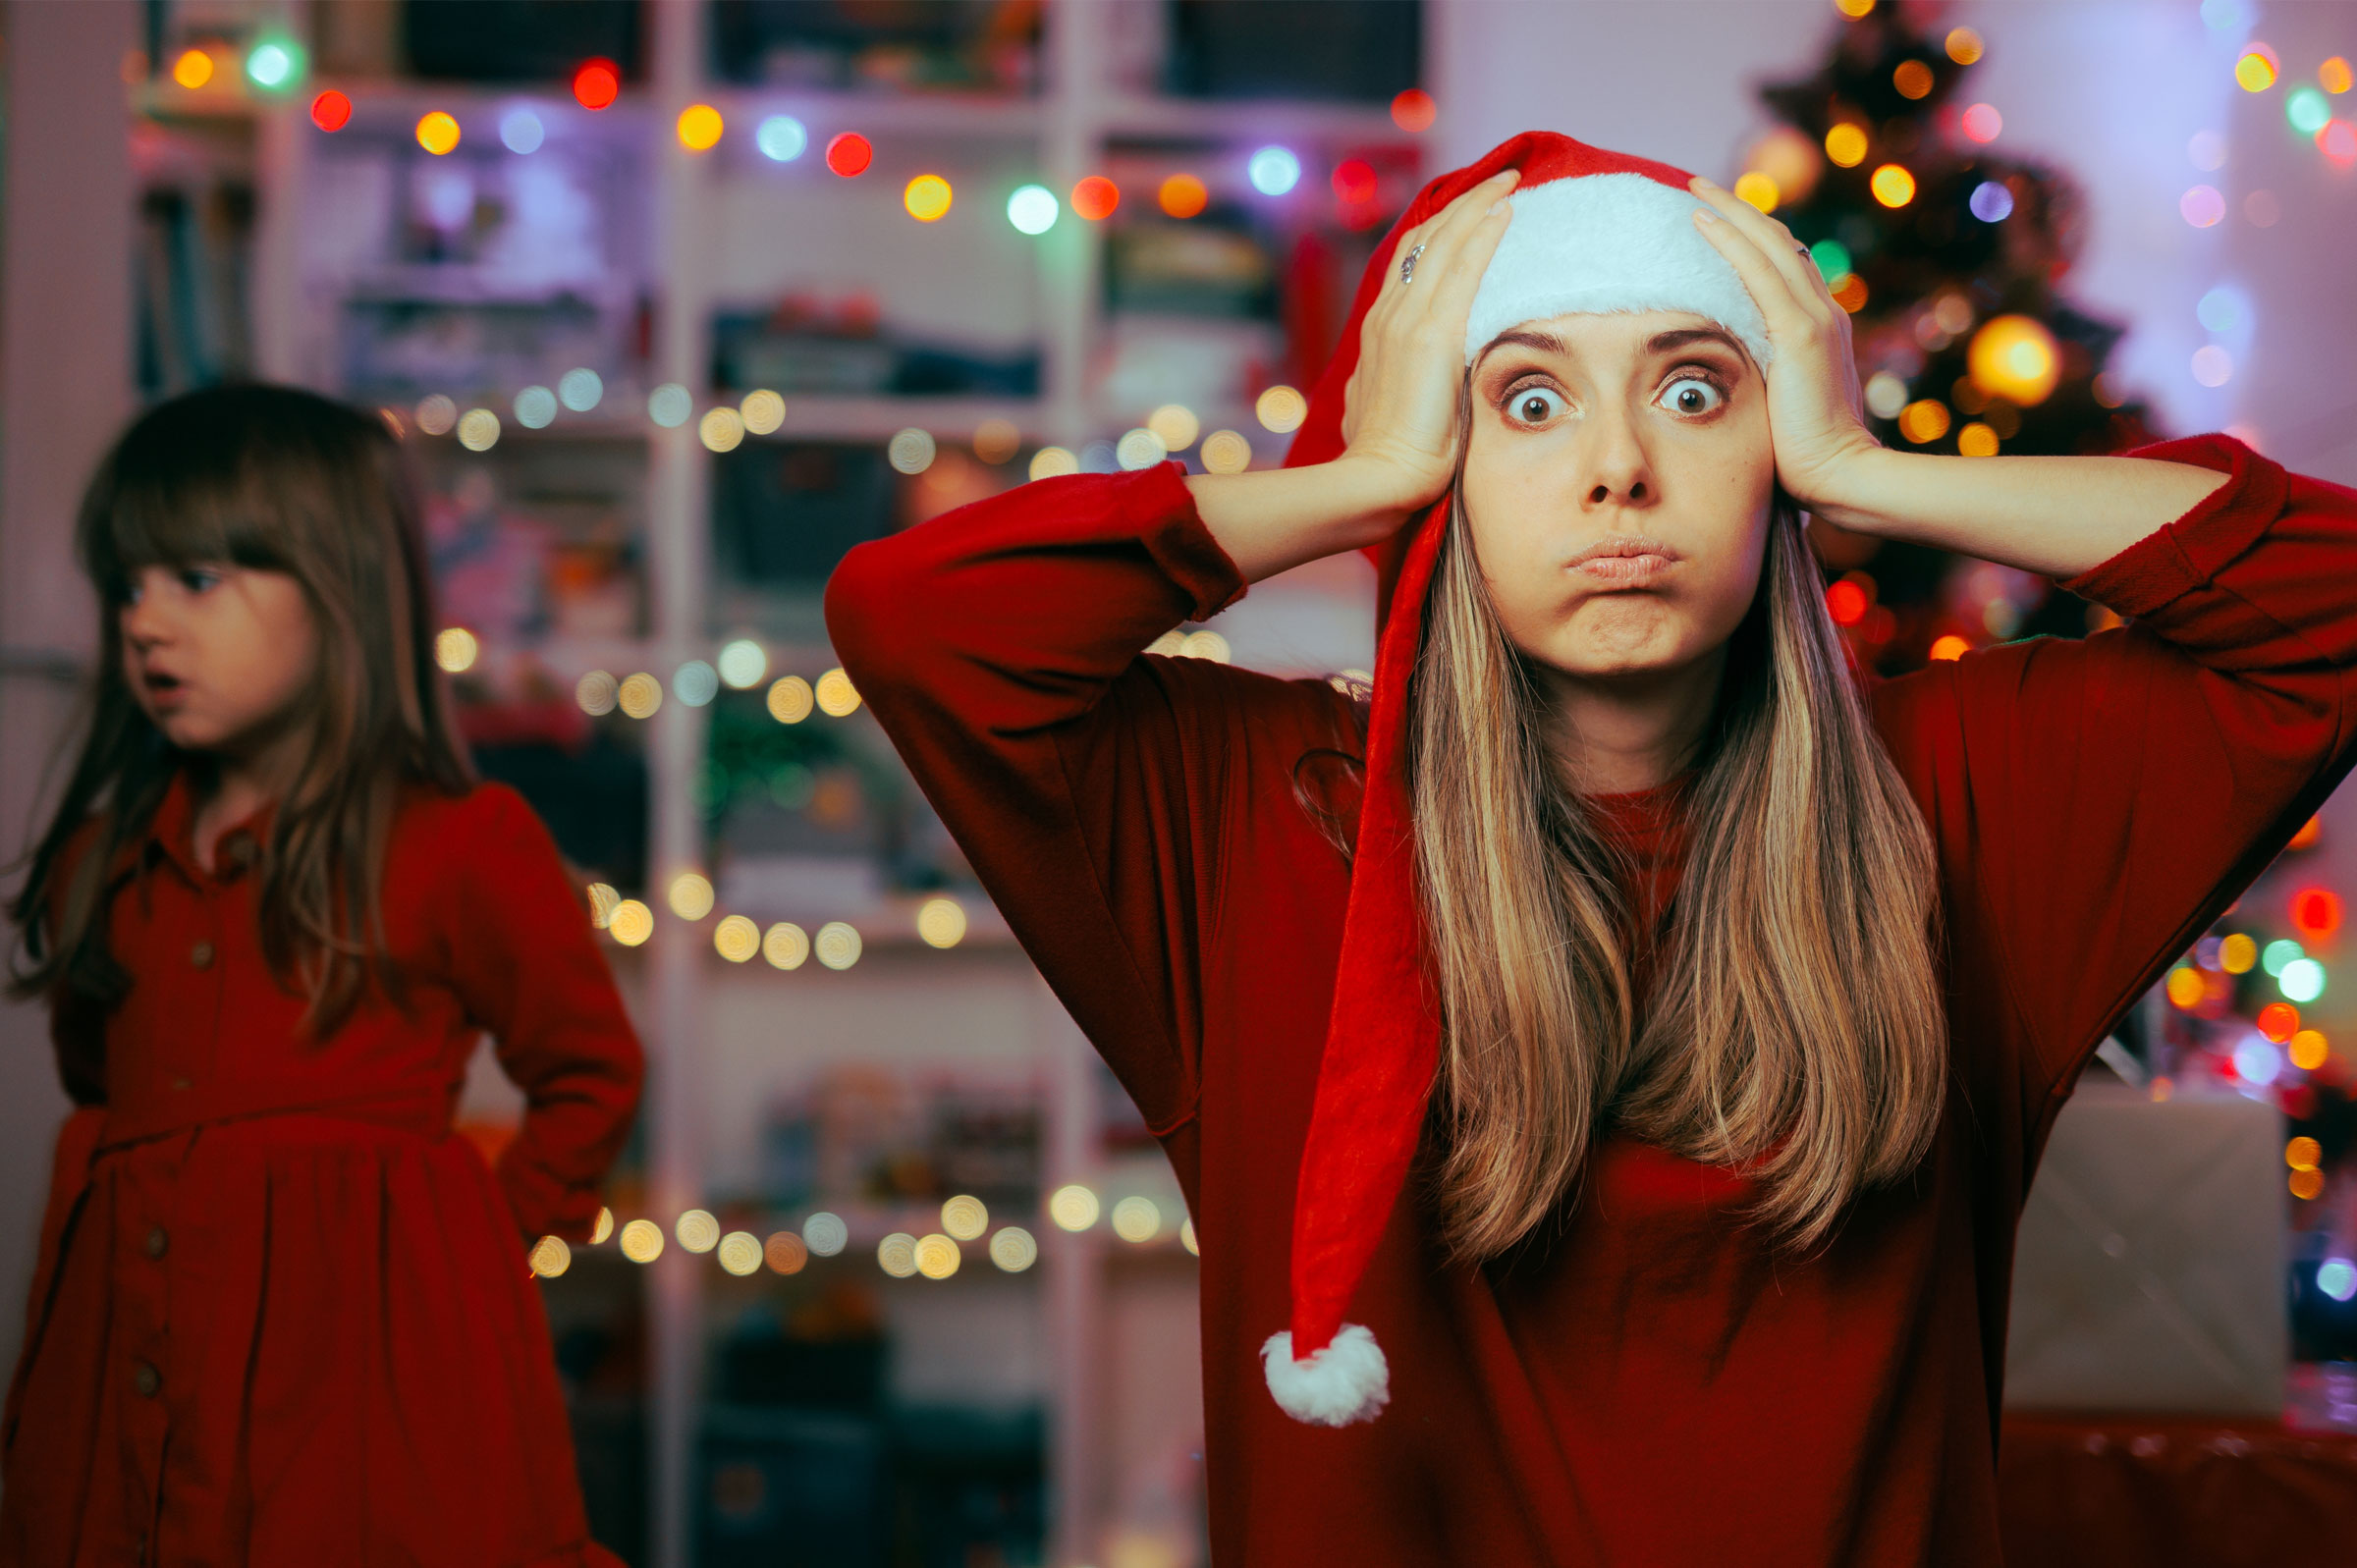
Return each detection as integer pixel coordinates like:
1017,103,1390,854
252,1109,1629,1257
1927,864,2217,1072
1687,175,1881,514
1338,168,1520,515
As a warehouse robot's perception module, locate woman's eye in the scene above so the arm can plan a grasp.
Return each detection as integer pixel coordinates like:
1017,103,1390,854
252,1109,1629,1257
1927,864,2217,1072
179,568,221,592
1661,377,1725,416
1506,386,1566,424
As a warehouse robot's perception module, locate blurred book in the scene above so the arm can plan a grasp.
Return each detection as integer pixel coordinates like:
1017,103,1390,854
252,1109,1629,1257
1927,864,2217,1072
709,0,1042,94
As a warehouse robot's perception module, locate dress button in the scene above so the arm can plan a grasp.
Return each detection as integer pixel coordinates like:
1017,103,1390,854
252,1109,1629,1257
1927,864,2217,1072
133,1360,160,1397
143,1226,168,1260
190,940,215,969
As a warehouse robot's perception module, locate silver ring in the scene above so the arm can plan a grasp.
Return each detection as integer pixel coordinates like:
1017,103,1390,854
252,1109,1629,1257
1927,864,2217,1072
1399,243,1426,285
1794,242,1811,256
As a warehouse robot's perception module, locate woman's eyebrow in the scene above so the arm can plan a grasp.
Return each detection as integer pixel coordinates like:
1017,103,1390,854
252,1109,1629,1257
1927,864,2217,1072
1645,326,1745,357
1475,328,1570,367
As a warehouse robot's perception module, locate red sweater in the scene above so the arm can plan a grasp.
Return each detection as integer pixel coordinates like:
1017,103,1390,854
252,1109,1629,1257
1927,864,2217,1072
827,434,2357,1565
2,777,639,1568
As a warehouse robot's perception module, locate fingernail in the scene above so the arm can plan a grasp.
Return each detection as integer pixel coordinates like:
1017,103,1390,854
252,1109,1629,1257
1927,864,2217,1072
1694,207,1718,224
1489,199,1509,215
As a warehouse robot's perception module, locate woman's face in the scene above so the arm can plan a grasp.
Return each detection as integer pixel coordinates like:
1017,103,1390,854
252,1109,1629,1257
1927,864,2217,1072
1459,309,1776,681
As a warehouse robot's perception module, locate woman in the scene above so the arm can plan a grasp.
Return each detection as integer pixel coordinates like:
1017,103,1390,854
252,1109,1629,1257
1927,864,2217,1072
826,135,2357,1564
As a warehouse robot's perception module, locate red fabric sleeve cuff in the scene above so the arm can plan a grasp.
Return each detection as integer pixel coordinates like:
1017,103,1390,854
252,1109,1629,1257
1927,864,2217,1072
1124,460,1249,622
2060,433,2291,619
496,1152,605,1246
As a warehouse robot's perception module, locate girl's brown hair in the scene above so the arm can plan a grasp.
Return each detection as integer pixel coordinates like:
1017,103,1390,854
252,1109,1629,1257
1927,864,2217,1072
7,384,472,1037
1409,380,1947,1263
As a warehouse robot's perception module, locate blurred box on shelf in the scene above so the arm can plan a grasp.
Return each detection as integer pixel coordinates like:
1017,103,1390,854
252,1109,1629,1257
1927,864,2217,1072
710,0,1042,94
1108,221,1276,319
1165,0,1421,102
699,1406,887,1568
713,304,1040,399
402,0,643,82
422,460,647,645
1096,314,1281,431
2005,1081,2287,1417
755,1067,1040,1214
713,439,899,587
890,1405,1045,1568
342,296,629,404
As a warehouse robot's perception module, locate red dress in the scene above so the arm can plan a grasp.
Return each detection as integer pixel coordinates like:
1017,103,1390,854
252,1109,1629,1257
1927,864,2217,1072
826,435,2357,1565
0,777,642,1567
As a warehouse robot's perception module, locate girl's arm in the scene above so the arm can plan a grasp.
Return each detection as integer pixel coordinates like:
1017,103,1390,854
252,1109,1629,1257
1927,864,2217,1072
443,784,645,1244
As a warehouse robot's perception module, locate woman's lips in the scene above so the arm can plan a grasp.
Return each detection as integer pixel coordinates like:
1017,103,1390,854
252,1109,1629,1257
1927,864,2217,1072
1574,554,1678,588
1569,537,1682,590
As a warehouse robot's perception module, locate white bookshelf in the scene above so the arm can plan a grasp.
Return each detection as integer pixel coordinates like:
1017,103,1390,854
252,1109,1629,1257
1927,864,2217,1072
214,4,1426,1563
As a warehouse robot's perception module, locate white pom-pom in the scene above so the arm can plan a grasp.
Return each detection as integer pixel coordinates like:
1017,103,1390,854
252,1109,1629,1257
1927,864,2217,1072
1260,1323,1390,1427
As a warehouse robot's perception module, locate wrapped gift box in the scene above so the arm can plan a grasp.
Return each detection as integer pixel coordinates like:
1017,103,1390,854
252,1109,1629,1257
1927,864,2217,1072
2005,1079,2286,1416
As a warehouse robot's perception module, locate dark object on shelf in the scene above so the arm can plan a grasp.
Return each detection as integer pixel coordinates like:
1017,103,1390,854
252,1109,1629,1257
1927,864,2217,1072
403,0,643,82
1107,218,1279,319
1165,0,1420,103
698,1406,888,1568
889,1406,1045,1568
711,310,1040,398
712,440,898,587
718,1332,889,1413
709,0,1042,92
340,296,620,403
570,1390,648,1567
137,182,256,401
472,733,649,892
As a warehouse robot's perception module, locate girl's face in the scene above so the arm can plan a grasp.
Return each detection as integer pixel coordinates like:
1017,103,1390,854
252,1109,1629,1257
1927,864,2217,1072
119,563,320,758
1460,309,1776,681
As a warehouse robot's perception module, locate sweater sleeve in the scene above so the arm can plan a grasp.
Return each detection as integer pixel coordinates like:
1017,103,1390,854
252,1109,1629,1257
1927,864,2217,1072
444,784,646,1243
1874,435,2357,1128
827,461,1323,1135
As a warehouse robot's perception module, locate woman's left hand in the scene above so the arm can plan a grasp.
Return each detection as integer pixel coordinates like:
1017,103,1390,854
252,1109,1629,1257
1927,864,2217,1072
1687,176,1881,514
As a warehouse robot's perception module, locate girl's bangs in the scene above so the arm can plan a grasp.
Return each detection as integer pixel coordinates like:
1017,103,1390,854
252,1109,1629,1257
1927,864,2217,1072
89,446,298,597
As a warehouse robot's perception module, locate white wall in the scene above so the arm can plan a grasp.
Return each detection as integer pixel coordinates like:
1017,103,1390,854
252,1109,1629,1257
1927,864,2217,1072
0,0,136,1489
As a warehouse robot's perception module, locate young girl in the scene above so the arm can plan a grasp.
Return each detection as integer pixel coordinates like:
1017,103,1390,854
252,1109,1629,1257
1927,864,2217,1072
3,385,642,1566
827,135,2357,1563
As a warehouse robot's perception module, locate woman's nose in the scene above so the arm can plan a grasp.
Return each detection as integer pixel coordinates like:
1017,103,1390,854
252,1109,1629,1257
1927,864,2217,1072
1576,410,1655,509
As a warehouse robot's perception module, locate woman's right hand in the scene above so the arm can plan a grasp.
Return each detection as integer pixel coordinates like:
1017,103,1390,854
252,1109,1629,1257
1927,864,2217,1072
1182,168,1516,584
1338,168,1520,514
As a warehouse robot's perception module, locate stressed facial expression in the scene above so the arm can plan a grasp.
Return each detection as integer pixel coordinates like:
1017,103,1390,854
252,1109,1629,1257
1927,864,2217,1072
1459,309,1776,681
118,562,320,757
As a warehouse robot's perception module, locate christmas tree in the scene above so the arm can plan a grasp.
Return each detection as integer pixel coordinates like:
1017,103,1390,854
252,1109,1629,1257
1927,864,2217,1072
1742,2,2357,1355
1735,0,2163,671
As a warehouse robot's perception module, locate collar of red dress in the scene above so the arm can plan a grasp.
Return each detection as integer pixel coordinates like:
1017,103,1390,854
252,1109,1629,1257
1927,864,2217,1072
137,768,271,885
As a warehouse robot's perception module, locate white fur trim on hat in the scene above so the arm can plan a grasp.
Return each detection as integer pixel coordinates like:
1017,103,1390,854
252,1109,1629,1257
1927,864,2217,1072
1261,1324,1391,1427
1463,172,1774,369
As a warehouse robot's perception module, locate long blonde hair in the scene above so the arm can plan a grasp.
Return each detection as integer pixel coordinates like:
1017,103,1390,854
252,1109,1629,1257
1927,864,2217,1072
1409,412,1946,1263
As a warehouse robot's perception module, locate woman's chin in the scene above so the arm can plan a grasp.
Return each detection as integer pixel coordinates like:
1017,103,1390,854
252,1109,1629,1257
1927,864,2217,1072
1527,608,1701,680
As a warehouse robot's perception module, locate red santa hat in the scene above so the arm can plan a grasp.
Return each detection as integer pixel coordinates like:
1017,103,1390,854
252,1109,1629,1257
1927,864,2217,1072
1262,132,1770,1427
